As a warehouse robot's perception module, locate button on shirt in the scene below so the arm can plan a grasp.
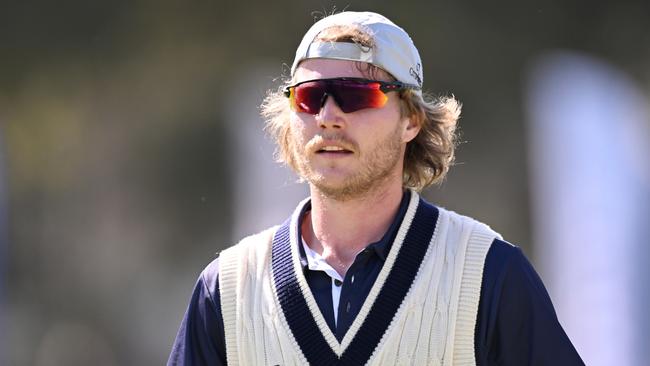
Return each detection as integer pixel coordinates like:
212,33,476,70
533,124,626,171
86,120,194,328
301,237,390,338
301,240,344,326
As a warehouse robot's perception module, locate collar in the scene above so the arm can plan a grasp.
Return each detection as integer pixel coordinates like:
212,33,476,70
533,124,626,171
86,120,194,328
297,190,412,265
270,189,438,361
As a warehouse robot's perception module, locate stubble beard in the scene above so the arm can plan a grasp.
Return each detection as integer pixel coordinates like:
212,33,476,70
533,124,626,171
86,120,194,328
291,126,404,202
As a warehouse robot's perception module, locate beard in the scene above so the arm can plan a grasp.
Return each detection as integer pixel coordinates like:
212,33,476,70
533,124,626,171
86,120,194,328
290,125,404,202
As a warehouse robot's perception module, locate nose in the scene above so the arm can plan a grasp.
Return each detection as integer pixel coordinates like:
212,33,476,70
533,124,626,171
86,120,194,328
317,93,345,129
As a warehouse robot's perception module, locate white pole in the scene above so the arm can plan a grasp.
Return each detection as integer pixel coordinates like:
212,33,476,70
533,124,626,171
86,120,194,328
526,51,649,366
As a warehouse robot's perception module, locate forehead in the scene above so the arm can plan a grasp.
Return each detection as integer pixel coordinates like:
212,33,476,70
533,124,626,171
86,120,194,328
293,58,391,82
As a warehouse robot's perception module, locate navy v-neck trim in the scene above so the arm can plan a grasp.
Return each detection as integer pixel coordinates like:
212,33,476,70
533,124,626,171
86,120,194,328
271,198,438,365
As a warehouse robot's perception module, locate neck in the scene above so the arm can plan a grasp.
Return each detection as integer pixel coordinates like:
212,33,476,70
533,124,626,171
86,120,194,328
302,181,405,277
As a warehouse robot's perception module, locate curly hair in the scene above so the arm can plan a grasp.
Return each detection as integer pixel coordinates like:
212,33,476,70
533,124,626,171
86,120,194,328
261,25,461,191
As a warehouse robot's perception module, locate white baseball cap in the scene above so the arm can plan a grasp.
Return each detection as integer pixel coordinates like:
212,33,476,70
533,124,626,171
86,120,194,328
291,11,423,90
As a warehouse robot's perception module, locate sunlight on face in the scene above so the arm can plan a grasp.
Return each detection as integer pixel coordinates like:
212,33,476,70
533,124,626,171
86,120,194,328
289,59,408,201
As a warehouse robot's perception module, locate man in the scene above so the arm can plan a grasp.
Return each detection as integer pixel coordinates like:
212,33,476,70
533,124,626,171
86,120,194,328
169,11,584,365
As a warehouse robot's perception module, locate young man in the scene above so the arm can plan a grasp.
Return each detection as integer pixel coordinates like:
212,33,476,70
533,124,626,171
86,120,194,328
169,11,584,365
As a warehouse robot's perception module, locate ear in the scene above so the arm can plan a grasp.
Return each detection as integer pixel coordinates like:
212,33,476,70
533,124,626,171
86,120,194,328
401,116,421,143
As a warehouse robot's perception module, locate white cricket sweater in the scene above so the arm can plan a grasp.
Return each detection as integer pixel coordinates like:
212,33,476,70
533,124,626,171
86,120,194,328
219,191,500,365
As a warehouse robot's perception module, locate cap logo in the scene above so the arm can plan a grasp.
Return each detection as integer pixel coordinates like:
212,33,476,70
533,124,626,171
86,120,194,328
409,63,422,87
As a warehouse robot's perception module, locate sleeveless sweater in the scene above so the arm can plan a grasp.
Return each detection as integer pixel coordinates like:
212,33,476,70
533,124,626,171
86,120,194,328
219,192,500,365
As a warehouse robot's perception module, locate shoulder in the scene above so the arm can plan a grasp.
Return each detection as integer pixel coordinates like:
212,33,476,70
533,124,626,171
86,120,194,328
483,239,546,297
479,238,560,341
198,257,221,301
481,239,523,300
484,238,520,273
197,226,279,295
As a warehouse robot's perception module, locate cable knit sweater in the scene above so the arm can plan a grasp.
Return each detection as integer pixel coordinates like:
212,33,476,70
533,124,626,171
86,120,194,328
218,192,500,366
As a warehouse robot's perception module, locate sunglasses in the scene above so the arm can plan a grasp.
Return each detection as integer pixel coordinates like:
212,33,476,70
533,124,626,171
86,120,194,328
284,77,419,115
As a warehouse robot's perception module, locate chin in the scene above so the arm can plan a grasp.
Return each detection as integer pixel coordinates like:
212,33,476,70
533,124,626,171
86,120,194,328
309,175,381,202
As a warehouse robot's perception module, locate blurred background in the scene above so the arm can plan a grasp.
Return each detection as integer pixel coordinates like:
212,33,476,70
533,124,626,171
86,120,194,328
1,0,649,365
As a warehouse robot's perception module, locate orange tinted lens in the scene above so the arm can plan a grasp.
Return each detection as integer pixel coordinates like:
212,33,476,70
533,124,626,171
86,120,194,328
292,81,327,114
290,79,389,115
331,80,388,113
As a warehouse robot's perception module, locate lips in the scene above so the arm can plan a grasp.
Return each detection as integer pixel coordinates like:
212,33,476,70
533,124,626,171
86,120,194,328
317,145,353,154
307,136,356,155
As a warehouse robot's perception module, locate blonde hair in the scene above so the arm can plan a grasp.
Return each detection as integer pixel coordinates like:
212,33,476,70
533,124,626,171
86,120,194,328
261,25,461,191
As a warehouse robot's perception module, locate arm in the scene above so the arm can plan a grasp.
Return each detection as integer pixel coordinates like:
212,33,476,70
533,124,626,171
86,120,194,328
168,259,227,366
475,240,584,366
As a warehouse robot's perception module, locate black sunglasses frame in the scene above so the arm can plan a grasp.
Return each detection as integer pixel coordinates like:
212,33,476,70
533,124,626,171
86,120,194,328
283,77,420,99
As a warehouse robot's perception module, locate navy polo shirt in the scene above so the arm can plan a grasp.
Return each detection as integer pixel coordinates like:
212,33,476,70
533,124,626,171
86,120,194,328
168,192,584,365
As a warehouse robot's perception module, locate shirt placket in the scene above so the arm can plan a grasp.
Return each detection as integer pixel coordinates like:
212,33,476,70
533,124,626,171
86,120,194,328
336,248,373,339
